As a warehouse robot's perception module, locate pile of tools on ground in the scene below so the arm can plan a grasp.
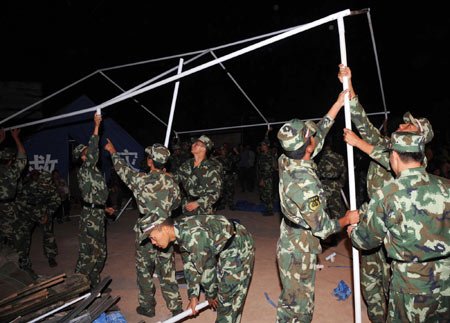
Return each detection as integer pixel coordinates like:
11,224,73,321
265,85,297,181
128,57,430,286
0,246,121,322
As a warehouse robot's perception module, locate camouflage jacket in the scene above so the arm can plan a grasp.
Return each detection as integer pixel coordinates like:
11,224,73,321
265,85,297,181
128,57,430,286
77,135,109,204
351,167,450,294
278,155,340,254
111,153,181,218
256,151,277,181
0,151,27,201
173,158,222,213
311,114,335,159
16,178,61,221
174,214,236,299
317,149,347,190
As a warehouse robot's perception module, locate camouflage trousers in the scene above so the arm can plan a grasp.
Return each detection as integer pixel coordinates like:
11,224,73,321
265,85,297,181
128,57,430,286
387,258,450,323
216,223,255,323
135,228,182,313
276,249,317,323
181,199,214,216
258,176,273,214
75,207,106,287
361,246,390,323
217,175,235,209
0,202,17,246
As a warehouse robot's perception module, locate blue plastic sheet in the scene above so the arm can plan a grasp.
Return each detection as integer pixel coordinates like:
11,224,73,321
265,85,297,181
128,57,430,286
334,280,352,301
93,311,127,323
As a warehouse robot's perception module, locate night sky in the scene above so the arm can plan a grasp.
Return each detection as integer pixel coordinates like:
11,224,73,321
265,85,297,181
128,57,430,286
1,1,449,149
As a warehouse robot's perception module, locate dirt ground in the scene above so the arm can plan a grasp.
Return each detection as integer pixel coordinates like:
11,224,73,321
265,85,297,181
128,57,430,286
30,190,370,323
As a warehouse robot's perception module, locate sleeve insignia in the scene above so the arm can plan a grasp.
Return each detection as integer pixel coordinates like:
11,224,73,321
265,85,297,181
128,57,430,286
308,195,320,211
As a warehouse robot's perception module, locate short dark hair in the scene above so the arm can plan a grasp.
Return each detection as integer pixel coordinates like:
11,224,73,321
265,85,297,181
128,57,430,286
161,217,175,228
283,137,311,160
396,151,425,164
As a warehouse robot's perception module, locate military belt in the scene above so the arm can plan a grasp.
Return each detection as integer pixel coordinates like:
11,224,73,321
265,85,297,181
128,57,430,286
0,197,15,204
81,200,105,210
284,217,308,230
221,221,237,253
393,254,449,264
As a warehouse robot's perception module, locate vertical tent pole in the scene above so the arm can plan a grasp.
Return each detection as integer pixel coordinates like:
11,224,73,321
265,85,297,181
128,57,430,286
164,58,184,147
337,16,362,323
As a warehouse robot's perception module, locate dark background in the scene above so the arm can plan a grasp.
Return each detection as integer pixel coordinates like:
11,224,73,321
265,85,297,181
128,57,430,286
1,1,449,151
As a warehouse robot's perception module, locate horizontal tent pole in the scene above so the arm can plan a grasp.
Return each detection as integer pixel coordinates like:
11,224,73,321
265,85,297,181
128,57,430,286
175,110,389,135
4,9,351,131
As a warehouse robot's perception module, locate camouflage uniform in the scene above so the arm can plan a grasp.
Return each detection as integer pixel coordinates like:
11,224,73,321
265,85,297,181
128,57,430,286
175,214,255,323
74,135,109,287
350,97,434,322
257,139,277,216
110,143,182,315
215,149,239,210
317,149,347,219
14,172,61,271
350,132,450,323
173,152,222,216
0,150,27,245
276,115,340,322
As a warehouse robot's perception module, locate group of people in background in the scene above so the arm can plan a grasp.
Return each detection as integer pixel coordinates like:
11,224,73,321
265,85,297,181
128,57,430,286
1,63,449,323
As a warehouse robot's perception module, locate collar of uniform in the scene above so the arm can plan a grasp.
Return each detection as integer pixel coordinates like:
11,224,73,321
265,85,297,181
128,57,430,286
396,166,426,179
174,222,181,243
280,154,316,171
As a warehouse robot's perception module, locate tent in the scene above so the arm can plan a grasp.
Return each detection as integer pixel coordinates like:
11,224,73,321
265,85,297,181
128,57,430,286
24,95,145,182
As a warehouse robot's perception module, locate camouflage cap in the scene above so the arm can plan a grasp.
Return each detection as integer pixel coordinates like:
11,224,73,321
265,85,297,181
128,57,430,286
259,138,270,147
171,143,181,150
277,119,318,151
197,135,213,150
388,131,425,153
73,144,87,159
138,214,166,242
403,112,434,144
145,143,170,164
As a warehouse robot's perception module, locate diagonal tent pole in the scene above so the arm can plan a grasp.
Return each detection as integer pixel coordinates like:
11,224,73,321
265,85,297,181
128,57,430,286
337,16,362,323
209,50,270,126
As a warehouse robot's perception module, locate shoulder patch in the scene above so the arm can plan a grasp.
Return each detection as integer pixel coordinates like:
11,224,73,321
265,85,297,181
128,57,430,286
308,195,320,211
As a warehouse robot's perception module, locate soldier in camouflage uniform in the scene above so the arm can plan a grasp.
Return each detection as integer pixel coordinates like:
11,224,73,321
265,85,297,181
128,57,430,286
168,143,184,173
0,128,27,247
317,135,347,246
257,131,277,216
276,90,360,322
214,145,239,211
173,135,222,216
104,139,183,317
73,113,114,288
348,132,450,323
339,65,434,322
14,171,61,275
144,214,255,323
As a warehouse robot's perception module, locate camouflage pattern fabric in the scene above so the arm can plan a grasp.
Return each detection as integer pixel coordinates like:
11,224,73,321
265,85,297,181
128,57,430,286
215,152,239,209
111,153,182,312
257,150,277,215
276,154,341,322
14,174,61,270
317,149,347,219
175,214,255,323
0,151,27,244
350,167,450,323
173,158,222,215
75,134,109,287
350,96,393,322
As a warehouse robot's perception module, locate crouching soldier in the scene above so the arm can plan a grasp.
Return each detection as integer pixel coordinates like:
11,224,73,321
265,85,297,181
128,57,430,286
142,214,255,323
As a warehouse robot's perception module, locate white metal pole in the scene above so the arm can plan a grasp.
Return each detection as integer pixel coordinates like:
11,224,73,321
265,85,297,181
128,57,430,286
28,292,92,323
164,58,184,148
157,301,209,323
337,16,362,323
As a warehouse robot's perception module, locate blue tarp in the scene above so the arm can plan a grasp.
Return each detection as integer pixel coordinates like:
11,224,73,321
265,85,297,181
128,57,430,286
24,95,144,182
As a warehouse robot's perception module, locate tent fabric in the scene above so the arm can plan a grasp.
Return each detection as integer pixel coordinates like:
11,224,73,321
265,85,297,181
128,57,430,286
24,95,144,182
